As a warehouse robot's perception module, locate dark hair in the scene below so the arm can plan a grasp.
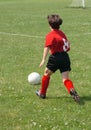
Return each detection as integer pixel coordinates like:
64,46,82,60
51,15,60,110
47,14,63,29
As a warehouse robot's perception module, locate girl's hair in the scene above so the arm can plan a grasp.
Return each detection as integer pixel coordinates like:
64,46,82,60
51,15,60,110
47,14,63,29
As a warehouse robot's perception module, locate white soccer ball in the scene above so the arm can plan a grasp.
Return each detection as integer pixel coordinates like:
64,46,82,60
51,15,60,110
28,72,41,85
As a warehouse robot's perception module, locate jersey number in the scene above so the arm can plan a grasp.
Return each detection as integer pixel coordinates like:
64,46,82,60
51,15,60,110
62,38,69,52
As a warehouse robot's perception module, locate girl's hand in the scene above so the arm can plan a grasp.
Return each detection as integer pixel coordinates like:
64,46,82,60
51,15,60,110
39,59,45,67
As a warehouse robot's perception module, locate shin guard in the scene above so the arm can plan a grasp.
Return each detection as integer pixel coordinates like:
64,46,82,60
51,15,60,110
40,75,50,95
64,79,74,93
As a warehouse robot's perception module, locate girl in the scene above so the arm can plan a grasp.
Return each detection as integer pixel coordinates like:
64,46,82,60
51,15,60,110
36,14,80,102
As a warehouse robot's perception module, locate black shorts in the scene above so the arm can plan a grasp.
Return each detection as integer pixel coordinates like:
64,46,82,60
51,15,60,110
46,52,71,73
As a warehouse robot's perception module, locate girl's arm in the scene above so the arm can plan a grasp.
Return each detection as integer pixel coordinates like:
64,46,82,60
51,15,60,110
39,47,50,67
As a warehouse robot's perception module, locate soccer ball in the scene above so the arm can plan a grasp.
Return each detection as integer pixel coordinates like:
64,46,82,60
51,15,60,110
28,72,41,85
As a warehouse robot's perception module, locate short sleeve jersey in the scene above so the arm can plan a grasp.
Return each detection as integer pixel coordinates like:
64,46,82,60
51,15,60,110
45,29,70,54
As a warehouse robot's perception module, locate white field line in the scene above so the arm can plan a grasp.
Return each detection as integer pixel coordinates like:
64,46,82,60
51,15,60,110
0,31,91,38
0,32,44,39
68,32,91,37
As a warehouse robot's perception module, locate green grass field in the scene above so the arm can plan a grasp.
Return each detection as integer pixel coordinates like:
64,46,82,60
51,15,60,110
0,0,91,130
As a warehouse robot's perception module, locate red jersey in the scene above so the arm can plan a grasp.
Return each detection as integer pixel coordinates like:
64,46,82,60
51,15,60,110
45,29,70,54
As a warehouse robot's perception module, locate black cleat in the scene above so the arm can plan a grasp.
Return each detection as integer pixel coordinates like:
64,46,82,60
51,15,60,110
36,90,46,99
70,89,80,103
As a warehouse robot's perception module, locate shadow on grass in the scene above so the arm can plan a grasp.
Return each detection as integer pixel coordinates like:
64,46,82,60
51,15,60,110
47,95,91,105
79,95,91,105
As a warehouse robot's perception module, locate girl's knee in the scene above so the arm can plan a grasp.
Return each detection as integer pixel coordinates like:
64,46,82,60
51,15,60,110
44,68,53,76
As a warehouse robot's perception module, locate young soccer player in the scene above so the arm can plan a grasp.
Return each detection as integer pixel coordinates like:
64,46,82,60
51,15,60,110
36,14,80,102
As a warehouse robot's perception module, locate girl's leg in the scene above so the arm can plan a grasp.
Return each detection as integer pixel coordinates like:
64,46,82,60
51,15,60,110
62,71,74,93
36,68,53,98
61,71,80,102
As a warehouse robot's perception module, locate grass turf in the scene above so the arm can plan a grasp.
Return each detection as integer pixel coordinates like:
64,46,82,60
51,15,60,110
0,0,91,130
